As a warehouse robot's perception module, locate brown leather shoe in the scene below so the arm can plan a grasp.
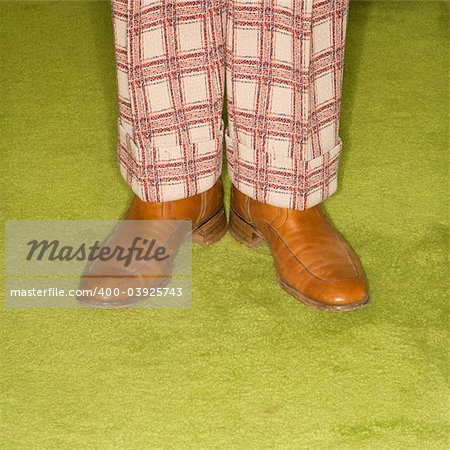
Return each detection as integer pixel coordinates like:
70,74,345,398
78,178,227,308
229,186,370,312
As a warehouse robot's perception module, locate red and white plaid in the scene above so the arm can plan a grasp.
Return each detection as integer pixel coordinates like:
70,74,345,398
112,0,349,210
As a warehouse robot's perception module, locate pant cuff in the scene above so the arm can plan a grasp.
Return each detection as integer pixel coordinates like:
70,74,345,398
225,130,342,211
118,120,224,203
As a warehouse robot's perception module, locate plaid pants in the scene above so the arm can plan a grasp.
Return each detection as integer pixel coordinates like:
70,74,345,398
112,0,349,210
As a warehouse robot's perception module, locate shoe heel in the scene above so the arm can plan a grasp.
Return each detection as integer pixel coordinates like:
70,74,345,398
192,207,228,246
229,209,264,248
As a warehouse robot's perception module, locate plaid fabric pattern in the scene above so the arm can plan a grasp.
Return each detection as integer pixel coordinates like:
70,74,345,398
112,0,227,202
112,0,349,209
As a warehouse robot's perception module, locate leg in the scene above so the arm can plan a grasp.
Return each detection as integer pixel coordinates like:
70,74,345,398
227,1,370,311
226,0,348,210
79,0,229,308
113,0,226,202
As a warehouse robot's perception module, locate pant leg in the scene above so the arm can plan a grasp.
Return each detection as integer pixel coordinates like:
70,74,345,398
112,0,226,202
225,0,349,210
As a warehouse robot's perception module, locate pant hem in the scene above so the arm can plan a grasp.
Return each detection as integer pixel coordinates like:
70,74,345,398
225,130,341,211
118,121,224,203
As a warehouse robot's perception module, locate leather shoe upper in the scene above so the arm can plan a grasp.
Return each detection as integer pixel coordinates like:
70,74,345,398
231,186,369,308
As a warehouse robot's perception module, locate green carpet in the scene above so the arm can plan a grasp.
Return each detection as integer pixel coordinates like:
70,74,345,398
0,1,448,448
